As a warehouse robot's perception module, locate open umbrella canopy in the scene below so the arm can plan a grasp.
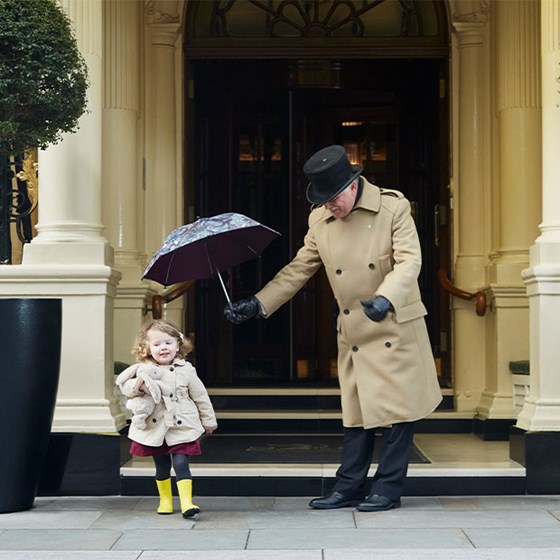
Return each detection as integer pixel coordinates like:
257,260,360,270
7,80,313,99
142,213,280,289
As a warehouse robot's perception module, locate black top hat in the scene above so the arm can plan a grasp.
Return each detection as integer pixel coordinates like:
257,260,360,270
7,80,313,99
304,145,363,204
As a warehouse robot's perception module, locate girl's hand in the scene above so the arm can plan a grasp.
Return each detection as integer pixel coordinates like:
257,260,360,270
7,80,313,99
204,427,215,436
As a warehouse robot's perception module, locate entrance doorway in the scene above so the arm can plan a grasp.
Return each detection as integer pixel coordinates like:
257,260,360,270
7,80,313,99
188,57,451,387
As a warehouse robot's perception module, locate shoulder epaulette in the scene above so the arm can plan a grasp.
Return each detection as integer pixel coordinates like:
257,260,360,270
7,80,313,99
379,188,404,199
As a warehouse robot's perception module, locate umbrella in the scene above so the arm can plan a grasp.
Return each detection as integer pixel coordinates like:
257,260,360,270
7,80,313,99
142,212,280,306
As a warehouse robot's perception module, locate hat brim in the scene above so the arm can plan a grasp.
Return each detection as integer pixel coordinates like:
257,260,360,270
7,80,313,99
305,164,363,204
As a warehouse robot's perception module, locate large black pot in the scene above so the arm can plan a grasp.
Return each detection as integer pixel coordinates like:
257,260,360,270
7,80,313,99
0,298,62,513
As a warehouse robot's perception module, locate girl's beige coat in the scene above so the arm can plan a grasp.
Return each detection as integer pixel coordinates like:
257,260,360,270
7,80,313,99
257,178,442,429
118,359,217,446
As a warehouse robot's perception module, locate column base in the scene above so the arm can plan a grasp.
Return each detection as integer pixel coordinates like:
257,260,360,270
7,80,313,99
474,417,516,441
510,427,560,494
37,432,128,496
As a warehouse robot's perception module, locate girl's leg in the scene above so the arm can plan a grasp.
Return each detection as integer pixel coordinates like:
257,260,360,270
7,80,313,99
152,455,173,514
172,453,200,518
153,454,172,480
171,453,192,481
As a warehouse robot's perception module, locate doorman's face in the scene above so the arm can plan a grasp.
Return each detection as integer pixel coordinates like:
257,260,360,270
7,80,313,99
324,181,358,219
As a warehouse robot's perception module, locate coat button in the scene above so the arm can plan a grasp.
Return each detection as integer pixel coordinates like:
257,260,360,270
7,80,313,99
352,346,358,352
169,393,173,398
152,418,157,423
369,263,375,269
177,420,182,425
169,366,174,371
343,309,350,315
385,342,392,348
336,269,342,275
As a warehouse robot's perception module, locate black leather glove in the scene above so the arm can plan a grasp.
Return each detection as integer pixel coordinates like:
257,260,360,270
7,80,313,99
224,296,261,324
360,295,393,322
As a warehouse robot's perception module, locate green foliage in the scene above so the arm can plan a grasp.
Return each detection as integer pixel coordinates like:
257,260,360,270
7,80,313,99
0,0,89,153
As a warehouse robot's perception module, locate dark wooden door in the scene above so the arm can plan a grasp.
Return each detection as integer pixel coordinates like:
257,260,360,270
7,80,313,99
190,58,450,386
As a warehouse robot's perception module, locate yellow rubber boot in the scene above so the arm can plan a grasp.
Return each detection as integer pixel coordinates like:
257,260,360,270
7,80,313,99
155,478,174,514
176,478,200,518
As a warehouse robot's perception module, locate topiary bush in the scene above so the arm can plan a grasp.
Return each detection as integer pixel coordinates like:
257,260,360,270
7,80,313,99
0,0,89,154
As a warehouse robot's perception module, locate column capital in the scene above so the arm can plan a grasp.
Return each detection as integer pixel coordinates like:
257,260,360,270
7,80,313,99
452,0,490,25
145,0,181,25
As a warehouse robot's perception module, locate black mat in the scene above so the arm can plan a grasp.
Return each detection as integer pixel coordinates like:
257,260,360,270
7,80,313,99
192,434,429,464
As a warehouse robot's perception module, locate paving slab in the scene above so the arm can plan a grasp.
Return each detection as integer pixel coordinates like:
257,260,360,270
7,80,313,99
113,528,249,550
0,510,102,530
244,510,355,529
440,496,560,510
465,527,560,548
355,509,560,529
0,529,121,550
0,553,139,560
90,509,195,529
197,497,277,512
34,497,140,511
246,528,472,549
140,551,322,560
322,549,560,560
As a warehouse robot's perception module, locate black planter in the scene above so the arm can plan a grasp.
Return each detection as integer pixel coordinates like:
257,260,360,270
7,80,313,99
0,298,62,513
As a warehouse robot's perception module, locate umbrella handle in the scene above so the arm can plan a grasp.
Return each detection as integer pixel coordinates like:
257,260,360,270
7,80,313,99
216,270,233,310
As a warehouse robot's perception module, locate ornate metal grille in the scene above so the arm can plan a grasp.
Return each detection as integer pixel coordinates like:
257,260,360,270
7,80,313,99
185,0,446,58
209,0,427,38
0,153,37,264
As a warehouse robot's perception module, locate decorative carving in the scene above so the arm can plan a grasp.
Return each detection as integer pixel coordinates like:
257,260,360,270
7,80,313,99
453,0,490,24
145,0,180,24
15,153,38,212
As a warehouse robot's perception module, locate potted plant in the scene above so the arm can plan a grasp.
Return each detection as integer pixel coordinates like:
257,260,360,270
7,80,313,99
0,0,88,513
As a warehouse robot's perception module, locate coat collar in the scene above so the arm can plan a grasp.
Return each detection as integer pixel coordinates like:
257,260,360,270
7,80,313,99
354,178,381,213
153,357,186,368
316,177,381,222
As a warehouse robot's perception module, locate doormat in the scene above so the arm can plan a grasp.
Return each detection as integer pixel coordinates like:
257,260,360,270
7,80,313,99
192,434,429,464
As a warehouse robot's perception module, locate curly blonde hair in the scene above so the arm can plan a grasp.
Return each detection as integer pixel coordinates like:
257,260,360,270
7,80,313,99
132,319,193,363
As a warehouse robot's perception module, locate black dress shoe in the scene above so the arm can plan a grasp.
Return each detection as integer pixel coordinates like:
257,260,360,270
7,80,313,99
356,494,401,512
308,491,361,509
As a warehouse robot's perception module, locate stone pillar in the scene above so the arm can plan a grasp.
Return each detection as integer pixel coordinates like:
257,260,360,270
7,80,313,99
13,0,124,432
480,0,541,421
518,0,560,431
451,3,490,412
511,0,560,494
102,0,150,364
143,1,184,328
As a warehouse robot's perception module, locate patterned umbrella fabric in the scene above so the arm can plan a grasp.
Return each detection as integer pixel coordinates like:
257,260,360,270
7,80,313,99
142,213,280,297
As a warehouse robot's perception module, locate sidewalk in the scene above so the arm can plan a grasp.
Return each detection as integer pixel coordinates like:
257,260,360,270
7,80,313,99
1,495,560,559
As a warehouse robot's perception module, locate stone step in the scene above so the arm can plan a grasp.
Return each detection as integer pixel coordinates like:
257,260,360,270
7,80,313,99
119,433,526,497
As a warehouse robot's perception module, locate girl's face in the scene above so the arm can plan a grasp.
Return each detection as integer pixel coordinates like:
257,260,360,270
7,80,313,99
147,328,180,365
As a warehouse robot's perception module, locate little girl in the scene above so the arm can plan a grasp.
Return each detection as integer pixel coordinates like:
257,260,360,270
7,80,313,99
117,319,217,518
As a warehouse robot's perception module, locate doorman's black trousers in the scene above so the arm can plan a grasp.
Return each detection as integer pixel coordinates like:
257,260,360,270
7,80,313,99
332,422,415,501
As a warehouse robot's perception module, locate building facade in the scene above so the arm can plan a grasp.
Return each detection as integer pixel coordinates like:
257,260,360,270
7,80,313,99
1,0,560,495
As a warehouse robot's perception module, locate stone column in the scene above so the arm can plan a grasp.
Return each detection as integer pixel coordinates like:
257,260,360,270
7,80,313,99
102,0,150,364
451,2,490,412
518,0,560,432
511,0,560,493
479,0,541,421
144,1,184,328
13,0,124,432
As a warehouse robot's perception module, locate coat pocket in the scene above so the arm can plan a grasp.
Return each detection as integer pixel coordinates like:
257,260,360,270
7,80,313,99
394,300,427,323
378,254,393,276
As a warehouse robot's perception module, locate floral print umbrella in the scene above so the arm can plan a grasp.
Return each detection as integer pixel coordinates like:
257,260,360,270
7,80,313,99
142,212,280,303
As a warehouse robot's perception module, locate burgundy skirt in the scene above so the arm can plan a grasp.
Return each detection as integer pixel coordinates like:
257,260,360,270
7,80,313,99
130,439,202,457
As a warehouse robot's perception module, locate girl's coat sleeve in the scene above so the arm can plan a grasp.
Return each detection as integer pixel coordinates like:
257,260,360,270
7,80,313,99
187,367,218,430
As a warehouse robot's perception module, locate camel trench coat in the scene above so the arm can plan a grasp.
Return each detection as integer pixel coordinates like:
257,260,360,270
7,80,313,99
256,178,442,429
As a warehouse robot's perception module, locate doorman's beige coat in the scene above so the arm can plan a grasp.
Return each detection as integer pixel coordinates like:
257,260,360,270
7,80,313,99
256,178,442,429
